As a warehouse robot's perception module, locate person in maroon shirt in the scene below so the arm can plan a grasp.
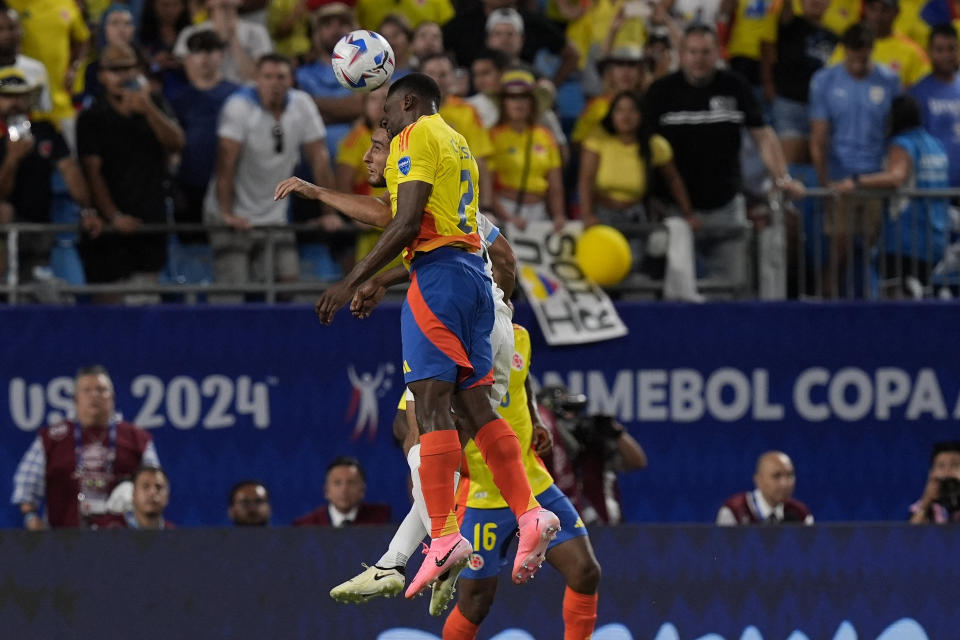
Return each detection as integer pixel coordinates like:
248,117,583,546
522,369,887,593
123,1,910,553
11,365,160,529
90,465,175,530
294,456,390,526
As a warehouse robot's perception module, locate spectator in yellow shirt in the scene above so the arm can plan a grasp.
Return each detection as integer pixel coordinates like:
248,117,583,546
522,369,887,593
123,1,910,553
268,0,311,60
356,0,454,32
718,0,783,91
489,69,567,231
578,90,695,230
8,0,91,147
827,0,930,86
572,45,645,143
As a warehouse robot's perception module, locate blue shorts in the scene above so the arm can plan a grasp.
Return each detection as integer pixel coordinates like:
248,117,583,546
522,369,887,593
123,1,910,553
772,97,810,139
459,484,588,579
401,247,494,389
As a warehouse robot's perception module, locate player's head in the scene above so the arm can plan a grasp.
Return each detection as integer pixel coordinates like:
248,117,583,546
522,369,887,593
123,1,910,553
383,72,442,137
362,125,391,188
228,480,271,526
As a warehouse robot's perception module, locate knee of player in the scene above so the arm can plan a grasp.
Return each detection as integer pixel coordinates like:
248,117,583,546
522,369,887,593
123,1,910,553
459,586,496,622
567,553,602,593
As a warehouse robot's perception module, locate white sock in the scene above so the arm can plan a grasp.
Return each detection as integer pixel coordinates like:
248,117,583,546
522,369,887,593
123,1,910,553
376,443,463,568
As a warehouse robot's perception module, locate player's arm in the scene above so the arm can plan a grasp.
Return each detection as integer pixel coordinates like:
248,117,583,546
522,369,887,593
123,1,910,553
488,234,517,300
350,265,410,319
528,377,554,457
275,178,392,227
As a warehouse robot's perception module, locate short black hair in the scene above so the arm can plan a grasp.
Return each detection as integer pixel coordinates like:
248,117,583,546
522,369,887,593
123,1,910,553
133,465,168,486
419,51,457,70
928,22,958,47
257,53,292,70
229,480,268,505
76,364,110,379
326,455,366,482
842,22,876,50
683,23,718,41
472,48,511,71
387,72,442,109
186,29,226,52
931,441,960,465
889,94,922,136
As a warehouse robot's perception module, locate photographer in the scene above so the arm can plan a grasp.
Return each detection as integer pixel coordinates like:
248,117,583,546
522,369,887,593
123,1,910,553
0,67,95,288
909,441,960,524
537,384,647,525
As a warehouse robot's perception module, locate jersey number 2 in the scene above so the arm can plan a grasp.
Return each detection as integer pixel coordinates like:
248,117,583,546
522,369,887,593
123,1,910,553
457,170,475,233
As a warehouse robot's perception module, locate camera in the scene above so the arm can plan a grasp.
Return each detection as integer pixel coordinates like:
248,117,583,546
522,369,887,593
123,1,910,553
537,385,622,459
7,115,31,142
936,477,960,514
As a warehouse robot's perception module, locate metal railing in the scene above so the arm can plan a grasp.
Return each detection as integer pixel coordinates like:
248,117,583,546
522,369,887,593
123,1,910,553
2,187,958,304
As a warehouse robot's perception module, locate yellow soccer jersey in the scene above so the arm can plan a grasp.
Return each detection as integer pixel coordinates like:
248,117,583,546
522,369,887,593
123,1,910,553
489,125,561,195
727,0,783,61
356,0,454,30
385,113,483,265
828,34,929,87
439,97,494,159
337,122,386,198
10,0,90,123
571,95,612,143
461,325,554,510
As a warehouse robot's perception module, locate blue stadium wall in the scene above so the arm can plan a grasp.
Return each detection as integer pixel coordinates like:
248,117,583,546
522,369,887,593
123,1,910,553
1,302,958,527
0,525,955,639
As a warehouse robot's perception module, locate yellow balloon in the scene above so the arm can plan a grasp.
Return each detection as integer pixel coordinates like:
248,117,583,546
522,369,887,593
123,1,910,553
576,225,633,286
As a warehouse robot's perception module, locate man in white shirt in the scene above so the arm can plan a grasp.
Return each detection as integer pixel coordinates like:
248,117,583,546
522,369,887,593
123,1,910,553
173,0,272,84
205,53,334,302
716,451,815,525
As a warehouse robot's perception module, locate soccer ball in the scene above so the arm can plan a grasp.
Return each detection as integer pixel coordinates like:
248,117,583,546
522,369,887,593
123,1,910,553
331,30,396,92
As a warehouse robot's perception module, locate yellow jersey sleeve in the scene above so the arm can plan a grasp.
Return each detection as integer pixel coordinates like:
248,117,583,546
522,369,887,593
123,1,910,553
650,134,673,168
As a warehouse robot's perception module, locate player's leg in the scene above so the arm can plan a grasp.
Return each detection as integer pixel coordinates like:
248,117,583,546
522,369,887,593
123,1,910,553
546,538,601,640
442,577,498,640
454,388,560,584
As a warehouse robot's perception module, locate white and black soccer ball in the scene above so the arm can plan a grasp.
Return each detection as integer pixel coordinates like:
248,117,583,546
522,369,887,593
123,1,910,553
331,30,396,92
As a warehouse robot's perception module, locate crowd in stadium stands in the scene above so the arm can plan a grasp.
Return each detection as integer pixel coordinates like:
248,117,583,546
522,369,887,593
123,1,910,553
11,365,960,528
0,0,958,300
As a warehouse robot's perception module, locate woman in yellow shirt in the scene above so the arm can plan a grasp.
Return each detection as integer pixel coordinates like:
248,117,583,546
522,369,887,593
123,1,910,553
489,70,567,231
577,90,695,228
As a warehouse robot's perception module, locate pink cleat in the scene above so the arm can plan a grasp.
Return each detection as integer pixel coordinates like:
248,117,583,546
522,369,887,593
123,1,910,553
513,508,561,584
405,532,472,599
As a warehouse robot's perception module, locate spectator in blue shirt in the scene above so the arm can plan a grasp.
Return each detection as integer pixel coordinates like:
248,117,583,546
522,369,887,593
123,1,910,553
810,23,900,296
169,30,239,242
832,95,949,296
295,2,359,158
909,23,960,187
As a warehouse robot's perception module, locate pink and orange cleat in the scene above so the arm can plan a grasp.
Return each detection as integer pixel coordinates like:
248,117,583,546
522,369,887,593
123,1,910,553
513,508,561,584
405,532,472,599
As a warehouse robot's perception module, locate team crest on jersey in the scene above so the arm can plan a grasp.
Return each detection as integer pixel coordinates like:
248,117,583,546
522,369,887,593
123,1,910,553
468,553,485,570
398,155,411,176
869,86,886,105
49,422,69,440
511,352,524,371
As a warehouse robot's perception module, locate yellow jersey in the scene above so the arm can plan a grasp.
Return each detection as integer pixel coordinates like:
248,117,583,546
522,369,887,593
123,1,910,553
571,95,612,144
584,132,672,203
439,96,494,160
727,0,783,61
460,325,554,509
268,0,312,59
489,125,562,196
828,34,929,87
893,0,930,51
10,0,90,123
356,0,455,30
385,113,482,265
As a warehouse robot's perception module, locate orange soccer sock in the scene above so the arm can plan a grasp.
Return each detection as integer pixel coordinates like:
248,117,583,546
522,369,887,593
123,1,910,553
473,418,540,519
562,587,599,640
442,604,479,640
419,429,463,537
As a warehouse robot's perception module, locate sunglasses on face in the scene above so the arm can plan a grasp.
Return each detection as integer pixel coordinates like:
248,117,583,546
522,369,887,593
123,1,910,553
272,123,284,154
